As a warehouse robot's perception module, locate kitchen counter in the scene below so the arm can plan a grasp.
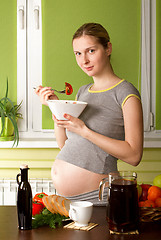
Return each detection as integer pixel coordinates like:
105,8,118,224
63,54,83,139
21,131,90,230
0,206,161,240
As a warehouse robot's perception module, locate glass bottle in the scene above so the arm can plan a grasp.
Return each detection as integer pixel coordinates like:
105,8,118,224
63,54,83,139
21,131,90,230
16,164,32,230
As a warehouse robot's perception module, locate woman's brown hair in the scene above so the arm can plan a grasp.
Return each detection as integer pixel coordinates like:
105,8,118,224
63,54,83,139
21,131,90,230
72,23,110,49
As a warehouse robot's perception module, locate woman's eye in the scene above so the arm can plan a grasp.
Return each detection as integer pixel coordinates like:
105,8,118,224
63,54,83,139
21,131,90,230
75,52,81,56
89,49,95,53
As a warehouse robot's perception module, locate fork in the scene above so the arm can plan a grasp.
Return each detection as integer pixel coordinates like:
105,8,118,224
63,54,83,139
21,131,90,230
33,87,66,94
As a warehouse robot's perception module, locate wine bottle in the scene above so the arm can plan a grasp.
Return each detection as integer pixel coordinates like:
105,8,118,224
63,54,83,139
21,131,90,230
16,164,32,230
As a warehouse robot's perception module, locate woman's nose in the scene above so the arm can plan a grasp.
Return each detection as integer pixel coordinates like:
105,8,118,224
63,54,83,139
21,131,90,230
83,54,89,64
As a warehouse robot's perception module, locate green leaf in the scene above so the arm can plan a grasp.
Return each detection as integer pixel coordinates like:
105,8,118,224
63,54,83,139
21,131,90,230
7,113,19,147
5,77,8,98
0,112,5,135
0,77,22,147
32,208,68,229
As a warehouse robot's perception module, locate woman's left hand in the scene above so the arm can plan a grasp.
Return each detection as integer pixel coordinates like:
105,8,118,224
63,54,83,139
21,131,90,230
56,114,87,136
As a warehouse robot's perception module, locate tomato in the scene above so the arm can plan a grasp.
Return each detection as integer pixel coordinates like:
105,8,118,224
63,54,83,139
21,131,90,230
65,82,73,95
32,201,44,216
33,192,48,206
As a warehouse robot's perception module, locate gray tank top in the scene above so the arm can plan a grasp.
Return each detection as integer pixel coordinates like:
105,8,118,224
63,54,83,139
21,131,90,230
56,80,141,174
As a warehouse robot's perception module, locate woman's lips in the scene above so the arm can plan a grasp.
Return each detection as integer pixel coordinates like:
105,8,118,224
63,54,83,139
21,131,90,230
85,66,94,71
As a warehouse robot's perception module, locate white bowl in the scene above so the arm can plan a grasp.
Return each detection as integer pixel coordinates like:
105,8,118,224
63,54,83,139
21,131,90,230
47,100,88,120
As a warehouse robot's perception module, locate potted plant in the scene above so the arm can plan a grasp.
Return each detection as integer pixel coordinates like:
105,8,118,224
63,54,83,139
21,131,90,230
0,78,22,147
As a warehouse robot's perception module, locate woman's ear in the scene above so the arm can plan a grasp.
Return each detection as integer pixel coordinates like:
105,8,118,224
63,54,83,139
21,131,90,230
106,42,112,56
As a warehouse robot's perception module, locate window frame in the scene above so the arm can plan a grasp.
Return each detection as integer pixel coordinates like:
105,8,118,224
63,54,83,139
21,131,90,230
143,0,161,147
17,0,57,147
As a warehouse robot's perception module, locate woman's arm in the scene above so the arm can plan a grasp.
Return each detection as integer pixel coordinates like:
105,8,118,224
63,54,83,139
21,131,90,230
84,97,143,166
57,96,144,166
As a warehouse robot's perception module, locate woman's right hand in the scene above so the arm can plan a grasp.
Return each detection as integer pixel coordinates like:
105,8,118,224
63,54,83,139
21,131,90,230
34,85,59,105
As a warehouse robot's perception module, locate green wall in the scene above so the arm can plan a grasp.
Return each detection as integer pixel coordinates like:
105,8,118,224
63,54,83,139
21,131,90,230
0,0,17,101
42,0,141,129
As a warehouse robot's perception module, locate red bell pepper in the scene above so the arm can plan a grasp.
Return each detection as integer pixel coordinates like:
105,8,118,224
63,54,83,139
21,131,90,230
32,201,44,216
33,192,48,206
65,82,73,95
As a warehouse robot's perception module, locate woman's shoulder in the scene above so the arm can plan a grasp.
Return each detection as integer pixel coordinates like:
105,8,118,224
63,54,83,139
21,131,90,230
116,79,141,106
117,80,140,95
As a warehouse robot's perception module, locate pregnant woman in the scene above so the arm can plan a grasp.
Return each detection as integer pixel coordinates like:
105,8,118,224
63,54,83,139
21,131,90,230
35,23,143,205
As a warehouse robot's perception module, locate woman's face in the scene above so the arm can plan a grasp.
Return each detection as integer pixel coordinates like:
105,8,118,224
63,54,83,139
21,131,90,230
73,35,110,77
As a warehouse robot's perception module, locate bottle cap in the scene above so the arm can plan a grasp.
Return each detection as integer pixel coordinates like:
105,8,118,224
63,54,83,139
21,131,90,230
20,164,29,169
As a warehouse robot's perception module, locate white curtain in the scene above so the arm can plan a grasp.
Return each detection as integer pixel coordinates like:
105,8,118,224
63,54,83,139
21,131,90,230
141,0,151,132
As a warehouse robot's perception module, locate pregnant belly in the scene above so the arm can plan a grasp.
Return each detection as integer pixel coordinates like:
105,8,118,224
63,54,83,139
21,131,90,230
51,159,108,197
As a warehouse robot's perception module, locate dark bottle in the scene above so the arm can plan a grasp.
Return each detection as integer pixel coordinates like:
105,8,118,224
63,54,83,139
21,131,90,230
16,164,32,230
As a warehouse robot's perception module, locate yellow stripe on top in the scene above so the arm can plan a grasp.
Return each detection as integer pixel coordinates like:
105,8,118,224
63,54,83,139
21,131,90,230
88,79,125,93
121,94,141,108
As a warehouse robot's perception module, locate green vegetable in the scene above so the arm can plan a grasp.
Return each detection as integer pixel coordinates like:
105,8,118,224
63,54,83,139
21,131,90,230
32,208,68,229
